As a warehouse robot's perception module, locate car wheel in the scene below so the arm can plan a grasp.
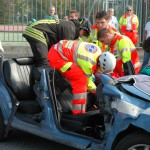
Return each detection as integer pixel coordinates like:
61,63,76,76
114,131,150,150
0,108,5,141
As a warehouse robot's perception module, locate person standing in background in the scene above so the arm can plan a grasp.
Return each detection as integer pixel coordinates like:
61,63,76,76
119,5,139,45
69,10,80,20
63,16,69,21
140,21,150,70
44,6,59,20
107,8,118,30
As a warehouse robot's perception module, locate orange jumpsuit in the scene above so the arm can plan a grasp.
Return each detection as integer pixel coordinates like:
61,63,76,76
119,14,139,45
47,40,101,115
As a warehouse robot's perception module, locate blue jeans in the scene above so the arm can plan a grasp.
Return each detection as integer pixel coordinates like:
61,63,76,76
141,51,150,70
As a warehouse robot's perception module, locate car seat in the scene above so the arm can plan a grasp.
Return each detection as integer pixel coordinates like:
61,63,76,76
50,70,104,139
3,57,42,114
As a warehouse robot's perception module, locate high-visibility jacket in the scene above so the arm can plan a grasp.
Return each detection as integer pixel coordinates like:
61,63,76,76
119,14,139,34
53,40,101,91
90,24,119,52
108,34,141,77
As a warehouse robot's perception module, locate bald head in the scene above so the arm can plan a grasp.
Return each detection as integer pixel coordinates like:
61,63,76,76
97,28,114,46
97,28,111,39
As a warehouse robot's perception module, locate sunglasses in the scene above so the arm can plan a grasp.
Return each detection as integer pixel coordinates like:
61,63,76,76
127,10,132,11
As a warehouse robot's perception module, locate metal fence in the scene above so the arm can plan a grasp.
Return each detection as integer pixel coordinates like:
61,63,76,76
0,0,150,43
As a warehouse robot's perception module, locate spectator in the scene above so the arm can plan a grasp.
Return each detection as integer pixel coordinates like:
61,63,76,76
140,21,150,70
63,15,69,21
119,5,139,45
107,8,119,30
44,6,59,20
22,19,80,68
69,10,80,20
97,28,141,78
91,10,119,52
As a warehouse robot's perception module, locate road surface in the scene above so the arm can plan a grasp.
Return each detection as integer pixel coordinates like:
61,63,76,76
0,130,78,150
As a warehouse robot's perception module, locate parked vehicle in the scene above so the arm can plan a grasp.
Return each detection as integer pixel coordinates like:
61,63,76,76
0,55,150,150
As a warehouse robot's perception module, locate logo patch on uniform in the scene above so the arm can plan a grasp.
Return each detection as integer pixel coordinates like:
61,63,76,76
85,44,98,53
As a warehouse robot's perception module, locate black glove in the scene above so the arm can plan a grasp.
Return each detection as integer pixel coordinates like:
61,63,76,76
123,61,135,75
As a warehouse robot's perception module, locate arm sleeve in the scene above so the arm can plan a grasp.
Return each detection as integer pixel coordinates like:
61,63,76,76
79,59,96,91
119,38,131,63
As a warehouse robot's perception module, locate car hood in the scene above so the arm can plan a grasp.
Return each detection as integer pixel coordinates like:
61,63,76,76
116,74,150,101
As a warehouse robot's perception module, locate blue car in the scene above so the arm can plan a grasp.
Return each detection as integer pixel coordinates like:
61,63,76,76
0,55,150,150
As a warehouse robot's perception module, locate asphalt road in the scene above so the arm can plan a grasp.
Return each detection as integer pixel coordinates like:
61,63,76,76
0,130,78,150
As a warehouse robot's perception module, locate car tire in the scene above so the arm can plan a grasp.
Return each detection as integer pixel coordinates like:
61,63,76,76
0,108,5,141
114,131,150,150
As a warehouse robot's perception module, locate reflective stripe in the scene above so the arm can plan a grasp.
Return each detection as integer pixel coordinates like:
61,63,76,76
58,41,63,53
72,92,86,114
72,104,86,111
122,48,130,52
57,42,68,60
76,53,96,65
73,42,81,64
73,93,87,100
121,47,136,52
133,61,141,68
23,27,47,45
23,19,59,45
30,19,59,27
130,47,136,51
60,62,73,72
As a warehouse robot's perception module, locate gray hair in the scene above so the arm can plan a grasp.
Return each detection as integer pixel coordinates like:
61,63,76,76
126,5,133,11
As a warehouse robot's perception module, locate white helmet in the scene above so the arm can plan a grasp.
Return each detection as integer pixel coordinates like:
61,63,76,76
99,52,116,73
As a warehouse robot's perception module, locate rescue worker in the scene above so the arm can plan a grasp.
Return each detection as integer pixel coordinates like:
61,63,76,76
97,28,141,78
119,5,139,45
47,40,116,115
78,17,92,42
91,10,119,52
22,19,80,67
